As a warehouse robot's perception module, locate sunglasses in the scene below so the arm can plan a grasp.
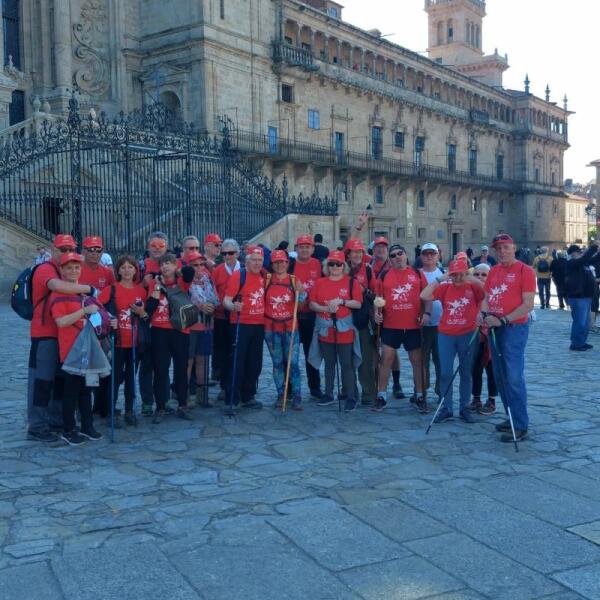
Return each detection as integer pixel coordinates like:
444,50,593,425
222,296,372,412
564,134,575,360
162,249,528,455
389,251,405,258
327,262,343,267
149,244,166,250
221,250,237,256
57,247,75,253
84,247,103,253
473,272,487,277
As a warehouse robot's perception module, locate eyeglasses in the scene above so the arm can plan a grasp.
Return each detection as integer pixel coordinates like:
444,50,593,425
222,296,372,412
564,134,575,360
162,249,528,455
221,250,236,256
473,272,487,277
327,262,343,267
57,247,74,253
84,247,103,253
149,243,166,250
185,245,200,250
389,251,405,258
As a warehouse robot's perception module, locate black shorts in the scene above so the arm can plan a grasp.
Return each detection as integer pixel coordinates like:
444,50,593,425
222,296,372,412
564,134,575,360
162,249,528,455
381,328,421,352
189,330,213,358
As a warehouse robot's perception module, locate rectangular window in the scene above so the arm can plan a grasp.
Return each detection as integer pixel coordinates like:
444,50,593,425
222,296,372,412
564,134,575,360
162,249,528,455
469,148,477,176
335,131,345,163
220,0,225,19
301,42,311,51
499,198,504,214
371,126,382,160
534,167,540,183
450,193,457,211
447,144,456,173
496,155,504,181
308,109,320,130
375,185,384,205
394,131,405,149
551,171,556,186
415,136,425,169
284,36,293,45
336,182,348,203
471,197,478,212
553,200,558,216
268,126,278,154
9,89,24,126
537,199,542,216
281,84,293,103
396,227,405,239
328,7,339,18
3,0,20,68
418,227,427,240
418,190,426,209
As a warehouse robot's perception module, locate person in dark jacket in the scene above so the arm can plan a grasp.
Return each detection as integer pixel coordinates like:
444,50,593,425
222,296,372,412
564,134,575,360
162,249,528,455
312,234,330,262
550,251,568,309
565,243,600,351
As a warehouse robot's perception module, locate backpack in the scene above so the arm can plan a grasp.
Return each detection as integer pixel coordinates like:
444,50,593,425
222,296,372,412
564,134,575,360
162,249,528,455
350,265,373,330
161,280,199,330
537,258,550,273
264,273,297,295
82,296,113,339
11,262,60,321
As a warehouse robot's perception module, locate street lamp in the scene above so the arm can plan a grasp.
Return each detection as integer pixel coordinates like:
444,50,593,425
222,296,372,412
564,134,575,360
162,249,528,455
585,201,597,243
444,209,456,260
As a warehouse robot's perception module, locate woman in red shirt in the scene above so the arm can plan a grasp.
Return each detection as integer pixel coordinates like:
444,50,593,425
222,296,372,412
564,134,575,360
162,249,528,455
309,250,362,412
421,259,484,424
98,255,147,427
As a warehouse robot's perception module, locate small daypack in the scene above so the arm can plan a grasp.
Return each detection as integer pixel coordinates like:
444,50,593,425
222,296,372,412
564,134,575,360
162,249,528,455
537,258,550,273
11,262,59,321
162,281,199,330
350,266,373,330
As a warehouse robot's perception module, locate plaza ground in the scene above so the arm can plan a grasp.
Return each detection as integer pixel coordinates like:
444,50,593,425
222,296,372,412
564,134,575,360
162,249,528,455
0,299,599,600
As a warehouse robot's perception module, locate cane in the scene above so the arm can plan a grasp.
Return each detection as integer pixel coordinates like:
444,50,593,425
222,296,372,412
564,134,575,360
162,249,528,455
332,313,342,413
282,290,300,412
225,311,242,418
373,297,386,400
490,328,519,453
426,327,479,435
110,330,116,442
131,316,137,426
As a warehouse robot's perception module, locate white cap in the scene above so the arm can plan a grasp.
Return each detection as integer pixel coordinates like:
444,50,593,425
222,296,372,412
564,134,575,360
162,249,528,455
481,245,489,251
421,242,438,252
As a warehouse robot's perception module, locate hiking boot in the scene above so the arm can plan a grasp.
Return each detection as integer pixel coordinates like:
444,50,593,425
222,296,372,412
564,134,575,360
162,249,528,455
61,431,86,446
27,430,58,442
344,398,357,413
310,389,324,401
124,412,138,427
409,394,418,404
415,396,430,414
317,395,335,407
459,409,476,424
152,410,164,424
164,406,176,415
292,397,303,412
570,345,591,351
177,408,194,420
79,428,103,441
372,396,387,413
468,396,483,412
392,383,405,399
583,343,594,350
479,399,496,416
242,400,263,410
142,404,153,417
434,407,453,423
501,429,528,443
495,419,512,432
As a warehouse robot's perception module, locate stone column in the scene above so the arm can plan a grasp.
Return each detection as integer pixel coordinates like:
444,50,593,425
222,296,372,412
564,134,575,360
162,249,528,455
53,0,72,92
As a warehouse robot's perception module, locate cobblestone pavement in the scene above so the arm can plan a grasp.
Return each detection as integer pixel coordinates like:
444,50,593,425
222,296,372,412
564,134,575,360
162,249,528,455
1,299,599,600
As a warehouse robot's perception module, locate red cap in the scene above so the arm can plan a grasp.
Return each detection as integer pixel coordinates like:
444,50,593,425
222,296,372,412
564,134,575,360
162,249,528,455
186,251,206,263
82,235,103,249
246,245,264,257
491,233,514,248
53,234,76,249
344,238,366,253
270,249,289,263
448,259,469,274
327,250,346,263
60,252,83,266
455,251,468,261
204,233,223,245
374,236,389,246
295,234,314,246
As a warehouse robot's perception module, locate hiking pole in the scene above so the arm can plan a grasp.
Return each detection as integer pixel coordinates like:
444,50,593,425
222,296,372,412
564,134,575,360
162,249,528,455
282,289,300,413
373,297,386,400
131,316,137,426
110,330,116,442
226,310,242,418
332,312,342,413
419,327,427,404
490,328,519,453
426,328,479,435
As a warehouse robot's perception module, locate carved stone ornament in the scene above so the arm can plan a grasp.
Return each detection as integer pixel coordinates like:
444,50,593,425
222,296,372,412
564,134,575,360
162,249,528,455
73,0,110,96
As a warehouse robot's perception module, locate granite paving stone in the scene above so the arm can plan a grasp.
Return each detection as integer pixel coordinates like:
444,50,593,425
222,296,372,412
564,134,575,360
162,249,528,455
0,561,63,600
553,563,600,600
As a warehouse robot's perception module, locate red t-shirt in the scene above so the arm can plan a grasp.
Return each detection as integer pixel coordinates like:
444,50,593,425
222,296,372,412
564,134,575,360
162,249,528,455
433,282,485,336
265,275,296,332
79,263,115,291
49,293,85,362
98,283,145,348
30,260,61,339
226,270,265,325
211,263,238,319
485,261,536,325
293,258,322,313
350,263,376,293
309,275,362,344
371,257,390,278
376,267,428,330
140,257,183,285
147,277,192,332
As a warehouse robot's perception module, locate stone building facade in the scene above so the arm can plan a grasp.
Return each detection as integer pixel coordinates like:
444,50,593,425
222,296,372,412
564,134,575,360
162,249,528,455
0,0,573,255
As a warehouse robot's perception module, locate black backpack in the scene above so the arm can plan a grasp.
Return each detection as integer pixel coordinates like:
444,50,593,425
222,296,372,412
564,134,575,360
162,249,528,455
160,278,199,330
11,262,59,321
350,266,373,330
537,258,550,273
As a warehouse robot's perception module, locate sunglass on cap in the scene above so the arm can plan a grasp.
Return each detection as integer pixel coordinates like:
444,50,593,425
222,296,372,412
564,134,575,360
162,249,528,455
327,262,344,267
84,247,103,253
221,250,236,256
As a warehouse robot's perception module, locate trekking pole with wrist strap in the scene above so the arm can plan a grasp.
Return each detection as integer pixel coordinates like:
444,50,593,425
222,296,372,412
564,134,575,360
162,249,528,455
282,289,300,413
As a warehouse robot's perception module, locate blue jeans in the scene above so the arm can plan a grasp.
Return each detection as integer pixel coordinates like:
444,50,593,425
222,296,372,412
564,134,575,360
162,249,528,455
569,297,592,348
489,324,529,431
438,330,478,414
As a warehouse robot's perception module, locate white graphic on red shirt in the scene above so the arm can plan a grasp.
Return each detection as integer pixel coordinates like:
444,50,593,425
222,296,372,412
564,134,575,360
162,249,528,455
489,283,508,303
157,296,169,317
303,279,315,291
119,308,132,329
270,292,292,311
447,297,471,317
250,288,264,306
392,282,413,302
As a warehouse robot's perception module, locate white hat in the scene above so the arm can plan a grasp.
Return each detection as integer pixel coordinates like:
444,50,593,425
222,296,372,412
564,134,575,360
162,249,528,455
481,245,489,251
421,242,438,252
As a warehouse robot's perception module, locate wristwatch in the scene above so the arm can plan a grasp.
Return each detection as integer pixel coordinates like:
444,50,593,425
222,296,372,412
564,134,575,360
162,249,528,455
341,299,346,306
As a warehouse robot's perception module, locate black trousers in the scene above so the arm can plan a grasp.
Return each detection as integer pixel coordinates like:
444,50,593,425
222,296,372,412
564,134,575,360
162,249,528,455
225,324,264,404
537,278,551,307
61,370,93,434
92,375,110,417
138,345,154,408
471,341,498,398
151,328,190,410
298,313,321,394
111,347,135,413
214,317,232,390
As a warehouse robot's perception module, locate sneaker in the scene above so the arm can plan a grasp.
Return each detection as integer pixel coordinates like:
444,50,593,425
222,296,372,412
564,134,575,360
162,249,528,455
570,345,590,351
361,397,374,406
152,410,164,424
344,398,357,413
479,399,496,416
317,395,335,407
176,408,194,420
468,397,483,412
433,407,453,423
459,409,476,424
242,400,263,410
79,428,103,441
27,430,58,442
415,397,430,414
409,394,418,404
501,429,528,443
372,396,387,413
583,343,594,349
292,397,303,412
495,419,512,432
125,413,138,427
392,383,406,399
164,405,176,415
61,431,86,446
310,389,324,401
142,404,153,417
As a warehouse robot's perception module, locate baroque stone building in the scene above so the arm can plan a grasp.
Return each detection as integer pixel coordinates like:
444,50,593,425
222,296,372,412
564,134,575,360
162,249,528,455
0,0,572,255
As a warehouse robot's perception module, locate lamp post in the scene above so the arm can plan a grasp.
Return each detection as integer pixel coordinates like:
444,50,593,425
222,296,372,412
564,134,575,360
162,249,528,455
585,201,597,244
444,209,456,259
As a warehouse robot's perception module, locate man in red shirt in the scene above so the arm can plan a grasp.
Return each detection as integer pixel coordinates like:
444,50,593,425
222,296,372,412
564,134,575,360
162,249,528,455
290,234,324,399
79,236,115,291
373,244,431,413
480,233,536,443
223,246,266,413
27,234,96,441
180,236,202,266
203,233,223,271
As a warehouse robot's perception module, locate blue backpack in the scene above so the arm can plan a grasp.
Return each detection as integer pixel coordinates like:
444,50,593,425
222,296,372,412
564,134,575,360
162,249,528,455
11,262,59,321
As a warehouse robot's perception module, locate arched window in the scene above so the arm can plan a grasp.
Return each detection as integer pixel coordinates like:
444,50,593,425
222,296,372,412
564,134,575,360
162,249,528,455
447,19,454,42
160,91,182,115
3,0,20,68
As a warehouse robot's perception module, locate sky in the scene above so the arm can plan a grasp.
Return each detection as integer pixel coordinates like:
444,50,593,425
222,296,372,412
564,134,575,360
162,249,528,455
340,0,599,184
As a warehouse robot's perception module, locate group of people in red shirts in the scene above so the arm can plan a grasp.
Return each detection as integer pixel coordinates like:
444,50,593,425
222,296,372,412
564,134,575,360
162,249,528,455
25,224,536,446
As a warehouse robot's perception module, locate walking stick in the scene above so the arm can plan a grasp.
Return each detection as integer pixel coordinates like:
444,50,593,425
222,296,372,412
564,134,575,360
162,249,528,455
426,327,479,435
373,297,386,399
110,331,116,442
131,316,137,426
282,289,300,413
332,313,342,413
225,311,242,418
490,328,519,453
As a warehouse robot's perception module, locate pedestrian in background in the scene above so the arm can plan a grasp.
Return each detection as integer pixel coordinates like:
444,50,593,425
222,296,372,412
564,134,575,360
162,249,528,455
550,251,568,310
532,247,553,309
